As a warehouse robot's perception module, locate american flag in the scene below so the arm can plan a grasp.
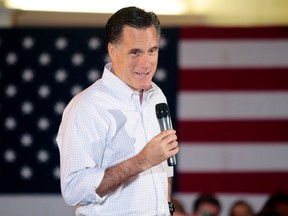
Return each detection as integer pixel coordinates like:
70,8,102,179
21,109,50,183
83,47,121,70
0,27,177,214
175,26,288,215
1,26,288,215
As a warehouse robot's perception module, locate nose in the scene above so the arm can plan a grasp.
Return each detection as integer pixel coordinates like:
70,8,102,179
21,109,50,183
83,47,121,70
139,54,150,69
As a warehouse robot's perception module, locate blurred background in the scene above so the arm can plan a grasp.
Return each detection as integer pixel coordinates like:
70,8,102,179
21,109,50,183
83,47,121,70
1,0,288,216
1,0,288,27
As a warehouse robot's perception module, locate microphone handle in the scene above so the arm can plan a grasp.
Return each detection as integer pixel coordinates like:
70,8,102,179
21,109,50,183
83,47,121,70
167,155,177,167
157,117,177,166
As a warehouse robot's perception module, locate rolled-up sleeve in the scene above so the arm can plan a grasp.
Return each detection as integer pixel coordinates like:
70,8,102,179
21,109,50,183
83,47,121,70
56,100,109,206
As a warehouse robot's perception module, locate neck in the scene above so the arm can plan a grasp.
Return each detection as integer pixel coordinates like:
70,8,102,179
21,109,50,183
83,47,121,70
139,90,143,104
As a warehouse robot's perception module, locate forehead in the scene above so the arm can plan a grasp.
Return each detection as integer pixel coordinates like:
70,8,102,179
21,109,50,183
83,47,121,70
198,203,219,212
120,25,158,46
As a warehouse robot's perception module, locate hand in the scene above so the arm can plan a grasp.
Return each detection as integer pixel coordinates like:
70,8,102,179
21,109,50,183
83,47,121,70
139,129,179,168
96,130,178,197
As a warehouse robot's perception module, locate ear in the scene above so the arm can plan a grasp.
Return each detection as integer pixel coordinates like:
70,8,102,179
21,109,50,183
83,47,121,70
108,43,116,60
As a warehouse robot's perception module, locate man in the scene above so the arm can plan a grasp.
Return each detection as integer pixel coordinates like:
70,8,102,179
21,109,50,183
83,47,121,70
257,190,288,216
229,200,255,216
192,194,221,216
56,6,179,216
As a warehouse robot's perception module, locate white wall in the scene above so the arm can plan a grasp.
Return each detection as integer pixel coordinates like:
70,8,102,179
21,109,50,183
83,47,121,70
0,195,74,216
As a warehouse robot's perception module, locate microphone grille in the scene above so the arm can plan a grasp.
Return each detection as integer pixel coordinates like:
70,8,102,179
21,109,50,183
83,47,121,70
155,103,170,118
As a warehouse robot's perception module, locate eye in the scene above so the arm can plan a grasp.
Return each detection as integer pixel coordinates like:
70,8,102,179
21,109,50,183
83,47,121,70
129,49,141,57
149,47,158,55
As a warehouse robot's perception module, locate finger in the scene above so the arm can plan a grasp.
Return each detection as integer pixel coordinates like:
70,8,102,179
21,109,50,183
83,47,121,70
159,129,176,139
161,133,177,144
169,145,179,155
168,140,178,149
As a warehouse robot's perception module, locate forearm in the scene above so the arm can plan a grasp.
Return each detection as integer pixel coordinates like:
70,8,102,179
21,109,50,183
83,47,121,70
96,129,178,198
96,152,151,197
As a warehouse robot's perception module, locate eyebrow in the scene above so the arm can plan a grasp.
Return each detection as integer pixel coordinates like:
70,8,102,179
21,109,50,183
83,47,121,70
129,46,159,54
150,46,159,51
129,48,142,54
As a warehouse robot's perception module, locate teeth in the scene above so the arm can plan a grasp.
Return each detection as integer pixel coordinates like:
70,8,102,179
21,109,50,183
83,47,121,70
138,73,147,77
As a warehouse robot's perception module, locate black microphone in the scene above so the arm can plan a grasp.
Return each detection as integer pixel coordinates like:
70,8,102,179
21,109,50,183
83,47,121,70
155,103,177,166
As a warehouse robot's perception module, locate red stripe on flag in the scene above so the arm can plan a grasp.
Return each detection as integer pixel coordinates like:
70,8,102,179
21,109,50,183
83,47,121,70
180,27,288,39
176,27,288,199
178,172,288,194
178,120,288,142
179,68,288,91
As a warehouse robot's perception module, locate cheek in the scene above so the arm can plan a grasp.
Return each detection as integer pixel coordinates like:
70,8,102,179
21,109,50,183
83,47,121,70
151,55,159,67
115,57,132,71
126,59,139,70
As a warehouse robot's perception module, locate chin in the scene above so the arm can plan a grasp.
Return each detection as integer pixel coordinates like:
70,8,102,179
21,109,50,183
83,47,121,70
141,84,151,90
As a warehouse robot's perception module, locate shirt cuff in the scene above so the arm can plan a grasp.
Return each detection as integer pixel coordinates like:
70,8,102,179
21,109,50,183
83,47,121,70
84,167,109,204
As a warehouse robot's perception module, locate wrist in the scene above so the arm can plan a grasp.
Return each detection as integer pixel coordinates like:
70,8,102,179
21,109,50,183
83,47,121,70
168,201,175,215
134,151,152,171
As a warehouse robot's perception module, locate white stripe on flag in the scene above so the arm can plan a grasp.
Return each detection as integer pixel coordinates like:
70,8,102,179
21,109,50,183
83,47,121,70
179,40,288,68
178,143,288,172
178,92,288,120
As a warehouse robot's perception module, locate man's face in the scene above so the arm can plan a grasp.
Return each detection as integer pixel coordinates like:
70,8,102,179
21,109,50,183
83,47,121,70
194,203,220,216
231,204,254,216
108,25,159,91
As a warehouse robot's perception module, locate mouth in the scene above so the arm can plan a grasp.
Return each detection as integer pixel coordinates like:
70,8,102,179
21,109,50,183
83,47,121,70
135,71,150,78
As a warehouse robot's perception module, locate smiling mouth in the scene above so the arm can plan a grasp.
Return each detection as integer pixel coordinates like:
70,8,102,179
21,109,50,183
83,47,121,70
136,72,150,77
